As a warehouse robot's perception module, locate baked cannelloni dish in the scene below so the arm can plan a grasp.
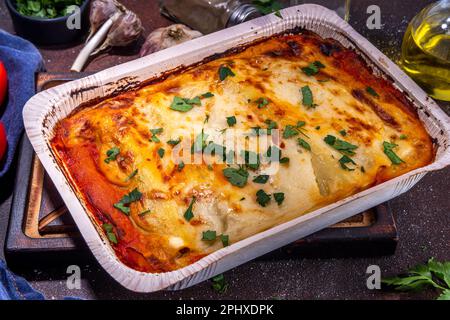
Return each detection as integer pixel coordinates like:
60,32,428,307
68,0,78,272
51,30,434,273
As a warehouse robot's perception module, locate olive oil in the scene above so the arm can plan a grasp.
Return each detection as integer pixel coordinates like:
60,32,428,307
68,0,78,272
400,1,450,101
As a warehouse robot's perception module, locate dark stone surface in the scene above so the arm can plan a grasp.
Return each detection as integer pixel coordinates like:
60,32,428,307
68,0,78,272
0,0,448,300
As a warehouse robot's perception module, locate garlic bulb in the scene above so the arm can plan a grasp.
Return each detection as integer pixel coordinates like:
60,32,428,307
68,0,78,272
92,10,143,55
140,24,202,57
87,0,121,42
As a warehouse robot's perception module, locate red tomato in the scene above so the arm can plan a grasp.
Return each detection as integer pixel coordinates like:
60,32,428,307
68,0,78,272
0,61,7,108
0,122,6,162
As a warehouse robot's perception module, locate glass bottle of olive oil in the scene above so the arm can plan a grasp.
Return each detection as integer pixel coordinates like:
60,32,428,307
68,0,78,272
400,1,450,101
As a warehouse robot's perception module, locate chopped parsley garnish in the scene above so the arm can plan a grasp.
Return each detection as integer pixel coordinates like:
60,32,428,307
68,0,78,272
366,86,379,97
256,189,271,207
211,274,228,293
273,192,285,206
202,230,217,241
297,138,311,151
219,65,235,81
274,10,282,18
184,197,196,221
150,128,163,142
301,61,325,76
103,223,118,244
201,92,214,98
226,116,237,127
167,138,181,146
339,155,357,171
399,134,408,140
301,86,316,108
383,141,405,165
170,96,201,112
220,234,229,247
223,167,249,188
315,126,321,130
339,129,347,137
266,145,281,159
113,188,142,215
104,147,120,164
283,125,299,138
280,157,290,164
324,135,358,156
240,150,260,170
265,119,278,134
125,169,138,182
157,147,165,158
178,161,185,171
256,97,269,109
138,210,151,218
253,175,269,184
191,130,208,154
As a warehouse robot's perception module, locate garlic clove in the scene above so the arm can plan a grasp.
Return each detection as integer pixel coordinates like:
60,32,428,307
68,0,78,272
140,24,203,57
87,0,120,42
91,10,143,56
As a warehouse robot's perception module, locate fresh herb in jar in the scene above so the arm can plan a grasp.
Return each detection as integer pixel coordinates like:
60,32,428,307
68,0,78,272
15,0,83,18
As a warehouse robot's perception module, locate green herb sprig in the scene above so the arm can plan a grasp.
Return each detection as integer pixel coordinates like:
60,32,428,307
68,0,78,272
382,258,450,300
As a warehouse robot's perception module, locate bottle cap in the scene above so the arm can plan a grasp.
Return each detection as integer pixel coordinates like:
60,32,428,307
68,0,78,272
227,4,261,27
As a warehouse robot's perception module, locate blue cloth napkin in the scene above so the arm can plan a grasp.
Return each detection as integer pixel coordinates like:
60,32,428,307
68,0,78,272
0,29,44,178
0,260,44,300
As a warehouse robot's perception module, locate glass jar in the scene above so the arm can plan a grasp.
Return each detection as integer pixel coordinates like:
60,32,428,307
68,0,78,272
159,0,351,35
400,0,450,101
159,0,260,34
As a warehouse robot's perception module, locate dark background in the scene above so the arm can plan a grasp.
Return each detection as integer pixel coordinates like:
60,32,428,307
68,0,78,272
0,0,449,299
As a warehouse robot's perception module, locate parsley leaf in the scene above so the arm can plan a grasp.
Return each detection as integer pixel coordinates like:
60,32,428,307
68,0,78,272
301,61,325,76
382,258,450,300
157,148,165,158
167,138,181,146
191,130,208,154
150,128,163,142
170,95,202,112
256,97,269,109
383,141,405,165
184,197,196,221
256,189,271,207
301,86,316,108
339,155,357,171
104,147,120,164
339,129,347,136
265,119,278,134
113,188,142,215
102,223,118,244
178,161,185,171
324,135,358,156
283,125,299,139
125,169,138,182
366,86,379,97
223,167,249,188
240,150,260,170
273,192,285,205
138,210,151,218
297,138,311,151
227,116,237,127
219,66,235,81
220,234,229,247
202,230,217,241
253,175,269,184
211,274,228,293
201,92,214,98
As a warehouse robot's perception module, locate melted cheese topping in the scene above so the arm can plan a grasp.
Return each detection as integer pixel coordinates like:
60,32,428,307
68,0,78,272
51,31,433,272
